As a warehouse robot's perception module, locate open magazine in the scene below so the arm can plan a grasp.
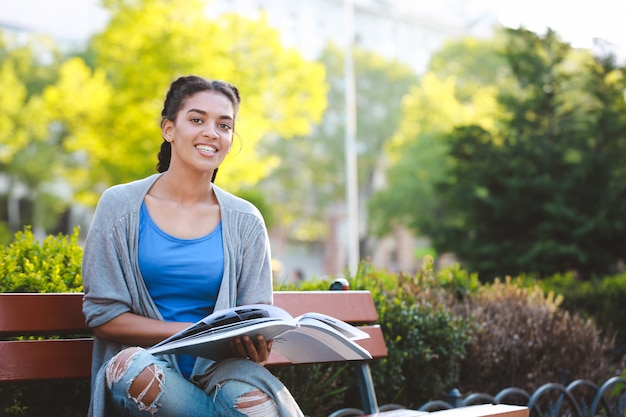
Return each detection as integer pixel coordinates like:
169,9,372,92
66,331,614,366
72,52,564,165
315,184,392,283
148,304,372,363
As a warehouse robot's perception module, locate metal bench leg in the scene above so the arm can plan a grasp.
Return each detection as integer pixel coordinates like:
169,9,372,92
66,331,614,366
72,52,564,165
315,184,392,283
355,362,379,414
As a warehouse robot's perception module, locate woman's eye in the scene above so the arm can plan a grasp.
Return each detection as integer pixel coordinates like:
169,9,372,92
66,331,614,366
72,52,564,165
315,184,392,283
191,118,203,124
219,123,232,130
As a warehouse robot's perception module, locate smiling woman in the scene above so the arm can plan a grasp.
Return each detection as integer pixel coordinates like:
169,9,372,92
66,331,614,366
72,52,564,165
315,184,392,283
81,75,305,417
157,77,239,177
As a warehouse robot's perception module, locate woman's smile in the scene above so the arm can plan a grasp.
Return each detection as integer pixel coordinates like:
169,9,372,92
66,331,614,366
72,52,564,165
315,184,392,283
195,143,218,156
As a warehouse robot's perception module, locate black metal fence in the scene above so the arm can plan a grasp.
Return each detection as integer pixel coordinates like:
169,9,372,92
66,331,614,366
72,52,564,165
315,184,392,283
329,376,626,417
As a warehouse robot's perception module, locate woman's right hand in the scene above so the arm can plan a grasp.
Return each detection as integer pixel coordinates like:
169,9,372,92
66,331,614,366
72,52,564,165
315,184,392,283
230,334,274,365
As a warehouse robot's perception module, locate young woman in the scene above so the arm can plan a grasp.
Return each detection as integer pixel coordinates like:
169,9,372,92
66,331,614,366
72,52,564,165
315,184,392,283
82,75,304,416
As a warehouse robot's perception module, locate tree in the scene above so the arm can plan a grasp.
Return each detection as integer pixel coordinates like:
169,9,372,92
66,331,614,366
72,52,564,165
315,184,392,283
260,44,418,251
2,0,327,237
0,32,72,236
78,0,327,202
41,58,114,207
376,28,626,279
368,37,502,239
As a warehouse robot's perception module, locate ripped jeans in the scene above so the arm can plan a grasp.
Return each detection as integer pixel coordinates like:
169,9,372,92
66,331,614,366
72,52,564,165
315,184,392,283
105,347,304,417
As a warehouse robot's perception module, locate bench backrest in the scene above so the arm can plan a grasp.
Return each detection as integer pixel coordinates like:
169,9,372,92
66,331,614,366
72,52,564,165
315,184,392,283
0,291,387,382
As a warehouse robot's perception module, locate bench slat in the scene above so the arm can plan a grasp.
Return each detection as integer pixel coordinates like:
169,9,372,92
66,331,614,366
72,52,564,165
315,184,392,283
0,291,380,336
273,291,379,324
0,291,386,381
0,338,93,381
0,293,88,336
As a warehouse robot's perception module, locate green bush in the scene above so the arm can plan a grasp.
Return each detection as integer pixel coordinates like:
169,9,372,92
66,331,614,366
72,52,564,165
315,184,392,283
373,299,471,408
356,258,473,408
271,363,352,416
273,258,475,412
1,226,86,417
539,272,626,347
0,226,83,293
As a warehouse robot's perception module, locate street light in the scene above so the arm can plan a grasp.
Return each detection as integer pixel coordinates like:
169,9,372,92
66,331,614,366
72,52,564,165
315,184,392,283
344,0,359,276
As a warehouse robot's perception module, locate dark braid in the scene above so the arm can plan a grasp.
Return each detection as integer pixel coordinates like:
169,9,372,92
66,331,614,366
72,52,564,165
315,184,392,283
156,75,241,180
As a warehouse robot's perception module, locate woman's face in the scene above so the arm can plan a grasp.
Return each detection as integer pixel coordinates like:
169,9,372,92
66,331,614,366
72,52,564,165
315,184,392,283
162,90,235,176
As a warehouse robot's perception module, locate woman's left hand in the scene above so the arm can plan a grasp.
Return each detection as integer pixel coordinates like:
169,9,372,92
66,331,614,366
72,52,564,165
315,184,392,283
230,335,273,365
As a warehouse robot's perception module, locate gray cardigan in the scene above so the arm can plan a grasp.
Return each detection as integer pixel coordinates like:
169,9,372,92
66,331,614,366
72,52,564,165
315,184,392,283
82,173,273,417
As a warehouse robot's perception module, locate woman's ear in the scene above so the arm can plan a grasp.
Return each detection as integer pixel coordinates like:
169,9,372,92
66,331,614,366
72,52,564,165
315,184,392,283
162,119,174,142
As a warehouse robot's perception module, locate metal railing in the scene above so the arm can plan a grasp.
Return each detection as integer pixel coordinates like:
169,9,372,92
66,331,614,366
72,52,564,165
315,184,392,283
329,376,626,417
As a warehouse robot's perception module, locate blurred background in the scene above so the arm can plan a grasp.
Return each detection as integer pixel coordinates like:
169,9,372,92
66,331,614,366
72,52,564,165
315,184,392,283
1,0,625,284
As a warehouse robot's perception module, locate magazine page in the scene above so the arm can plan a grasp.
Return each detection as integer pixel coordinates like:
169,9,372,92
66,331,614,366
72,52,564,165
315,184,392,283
296,312,370,340
147,303,372,363
148,320,298,361
272,319,372,363
151,304,293,350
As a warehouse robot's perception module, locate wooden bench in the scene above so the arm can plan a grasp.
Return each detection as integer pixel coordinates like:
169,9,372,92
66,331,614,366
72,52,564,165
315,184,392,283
0,291,529,417
0,291,389,415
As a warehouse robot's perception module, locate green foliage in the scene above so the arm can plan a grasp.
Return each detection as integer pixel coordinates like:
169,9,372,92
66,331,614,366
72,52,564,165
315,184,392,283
85,0,327,200
428,36,509,102
277,259,624,413
368,60,500,238
272,363,352,416
376,27,626,280
357,259,473,407
1,1,327,234
260,43,418,241
0,32,72,233
0,226,83,292
373,298,471,407
276,259,475,411
0,227,86,416
540,271,626,346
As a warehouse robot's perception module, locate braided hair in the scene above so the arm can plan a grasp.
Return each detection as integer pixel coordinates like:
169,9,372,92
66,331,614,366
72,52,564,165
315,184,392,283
157,75,241,181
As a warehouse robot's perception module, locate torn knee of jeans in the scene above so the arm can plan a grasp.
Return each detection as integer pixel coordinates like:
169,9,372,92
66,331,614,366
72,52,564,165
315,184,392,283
122,364,163,414
105,347,143,388
127,363,165,415
235,389,279,417
105,348,164,415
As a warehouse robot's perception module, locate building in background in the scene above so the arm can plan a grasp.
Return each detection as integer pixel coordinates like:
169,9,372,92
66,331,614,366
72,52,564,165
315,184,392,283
207,0,499,74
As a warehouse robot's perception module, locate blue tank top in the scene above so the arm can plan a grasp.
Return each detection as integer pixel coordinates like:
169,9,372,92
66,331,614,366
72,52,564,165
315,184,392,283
138,202,224,378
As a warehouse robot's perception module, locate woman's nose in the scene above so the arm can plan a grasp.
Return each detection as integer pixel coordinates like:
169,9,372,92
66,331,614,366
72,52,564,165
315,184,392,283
202,125,218,138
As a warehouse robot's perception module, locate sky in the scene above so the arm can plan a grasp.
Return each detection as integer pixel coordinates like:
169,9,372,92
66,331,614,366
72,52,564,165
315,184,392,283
487,0,624,49
0,0,108,42
0,0,623,54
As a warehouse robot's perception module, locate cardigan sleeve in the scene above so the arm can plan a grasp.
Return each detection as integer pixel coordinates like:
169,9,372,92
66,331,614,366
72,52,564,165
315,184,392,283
214,185,274,309
235,212,274,306
82,186,136,328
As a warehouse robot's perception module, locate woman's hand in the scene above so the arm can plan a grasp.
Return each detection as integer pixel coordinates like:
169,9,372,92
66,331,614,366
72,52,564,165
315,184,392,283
230,334,273,365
